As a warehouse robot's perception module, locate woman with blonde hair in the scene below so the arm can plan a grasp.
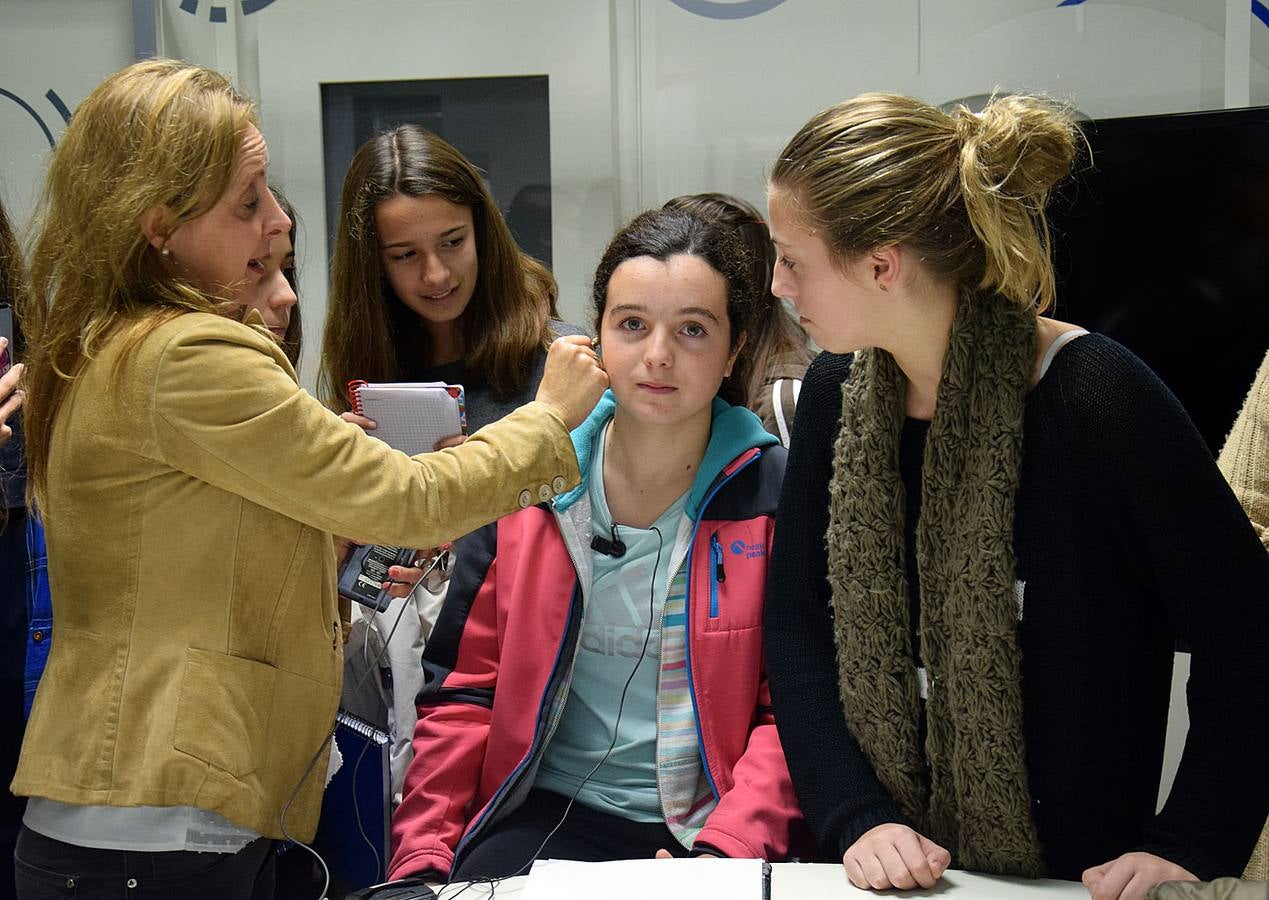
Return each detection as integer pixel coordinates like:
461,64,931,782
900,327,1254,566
761,93,1269,899
10,59,603,897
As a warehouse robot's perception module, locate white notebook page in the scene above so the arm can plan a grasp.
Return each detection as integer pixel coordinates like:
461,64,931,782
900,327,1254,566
521,858,766,900
353,382,465,456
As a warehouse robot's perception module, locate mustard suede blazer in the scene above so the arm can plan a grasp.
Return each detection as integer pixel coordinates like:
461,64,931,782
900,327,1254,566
11,313,580,841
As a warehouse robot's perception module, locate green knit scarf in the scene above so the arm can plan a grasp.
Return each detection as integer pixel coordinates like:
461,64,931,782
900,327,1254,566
825,291,1046,876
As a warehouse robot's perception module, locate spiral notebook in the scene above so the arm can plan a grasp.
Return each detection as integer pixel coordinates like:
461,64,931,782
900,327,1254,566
339,381,467,612
347,380,467,456
312,710,392,890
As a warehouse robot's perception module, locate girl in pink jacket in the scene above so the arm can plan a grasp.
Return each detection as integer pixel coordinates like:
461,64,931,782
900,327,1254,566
389,207,808,882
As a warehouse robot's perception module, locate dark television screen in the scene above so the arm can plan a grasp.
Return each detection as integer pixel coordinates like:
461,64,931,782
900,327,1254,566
1048,107,1269,454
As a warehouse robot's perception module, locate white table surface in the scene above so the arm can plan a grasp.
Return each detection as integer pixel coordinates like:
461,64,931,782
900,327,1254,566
435,863,1089,899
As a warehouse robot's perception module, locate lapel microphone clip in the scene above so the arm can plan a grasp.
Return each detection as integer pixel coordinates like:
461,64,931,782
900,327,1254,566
590,523,626,558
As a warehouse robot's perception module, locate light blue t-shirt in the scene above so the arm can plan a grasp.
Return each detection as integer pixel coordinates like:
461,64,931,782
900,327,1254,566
534,423,687,821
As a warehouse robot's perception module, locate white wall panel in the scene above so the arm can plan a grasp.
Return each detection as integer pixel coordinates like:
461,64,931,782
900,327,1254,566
631,0,920,218
0,0,133,231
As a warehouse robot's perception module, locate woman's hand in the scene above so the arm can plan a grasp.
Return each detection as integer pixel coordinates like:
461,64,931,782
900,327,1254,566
535,335,608,430
1082,852,1197,900
0,354,25,448
842,823,950,891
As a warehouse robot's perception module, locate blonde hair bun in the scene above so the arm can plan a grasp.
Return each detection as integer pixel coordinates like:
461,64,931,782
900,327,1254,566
954,95,1077,202
954,94,1078,310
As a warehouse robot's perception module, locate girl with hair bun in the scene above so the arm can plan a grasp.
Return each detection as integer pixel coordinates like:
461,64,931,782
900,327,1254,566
762,92,1269,898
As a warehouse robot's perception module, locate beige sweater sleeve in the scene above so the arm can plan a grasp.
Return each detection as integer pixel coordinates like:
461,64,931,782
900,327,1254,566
1217,353,1269,880
1218,350,1269,549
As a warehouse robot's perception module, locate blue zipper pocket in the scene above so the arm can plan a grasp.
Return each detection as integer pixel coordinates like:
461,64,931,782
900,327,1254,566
709,533,725,618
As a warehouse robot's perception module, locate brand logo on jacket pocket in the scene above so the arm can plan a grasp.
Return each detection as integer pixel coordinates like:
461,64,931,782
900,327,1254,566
730,540,767,559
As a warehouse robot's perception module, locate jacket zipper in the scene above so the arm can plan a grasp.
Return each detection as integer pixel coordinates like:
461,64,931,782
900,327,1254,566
675,449,762,808
542,523,594,741
709,533,726,618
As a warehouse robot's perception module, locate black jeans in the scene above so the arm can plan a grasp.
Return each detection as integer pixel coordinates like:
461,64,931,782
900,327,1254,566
452,789,689,882
14,826,276,899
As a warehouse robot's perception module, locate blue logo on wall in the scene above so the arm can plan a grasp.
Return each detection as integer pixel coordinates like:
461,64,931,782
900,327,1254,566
0,88,72,148
670,0,787,20
731,539,767,558
178,0,280,23
1059,0,1269,25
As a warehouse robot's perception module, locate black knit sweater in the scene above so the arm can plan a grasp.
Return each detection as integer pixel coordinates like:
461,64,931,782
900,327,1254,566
763,337,1269,882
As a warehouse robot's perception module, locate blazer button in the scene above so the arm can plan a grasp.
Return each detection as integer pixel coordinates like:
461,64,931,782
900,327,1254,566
538,483,552,502
518,489,533,508
551,475,567,493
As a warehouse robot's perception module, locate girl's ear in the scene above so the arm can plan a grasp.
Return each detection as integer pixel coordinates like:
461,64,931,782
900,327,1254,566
869,245,902,292
724,331,748,377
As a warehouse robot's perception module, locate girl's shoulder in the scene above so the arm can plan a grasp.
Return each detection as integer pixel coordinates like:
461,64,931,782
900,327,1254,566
799,352,854,408
1029,332,1202,455
1033,332,1162,407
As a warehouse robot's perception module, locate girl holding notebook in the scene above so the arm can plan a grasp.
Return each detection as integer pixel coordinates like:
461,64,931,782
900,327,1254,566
320,124,584,433
389,207,807,883
321,126,588,802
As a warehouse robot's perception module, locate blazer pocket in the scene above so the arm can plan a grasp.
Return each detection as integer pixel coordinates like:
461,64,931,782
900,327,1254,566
173,647,277,777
